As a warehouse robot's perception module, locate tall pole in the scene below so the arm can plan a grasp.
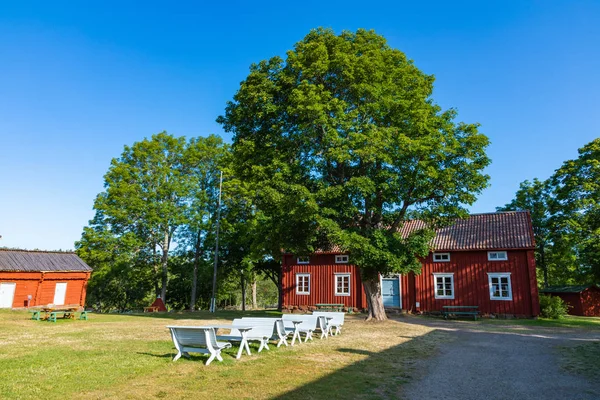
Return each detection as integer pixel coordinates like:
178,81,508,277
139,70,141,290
210,171,223,313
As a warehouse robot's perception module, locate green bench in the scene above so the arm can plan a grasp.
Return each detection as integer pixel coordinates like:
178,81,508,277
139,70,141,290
315,303,345,312
442,306,479,320
48,311,89,323
30,310,42,321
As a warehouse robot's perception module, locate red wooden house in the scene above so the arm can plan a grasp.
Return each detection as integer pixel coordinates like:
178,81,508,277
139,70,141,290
0,249,92,309
282,211,540,317
540,285,600,317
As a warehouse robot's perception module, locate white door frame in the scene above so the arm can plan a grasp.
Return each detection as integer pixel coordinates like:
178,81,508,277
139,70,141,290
380,274,402,309
0,282,17,308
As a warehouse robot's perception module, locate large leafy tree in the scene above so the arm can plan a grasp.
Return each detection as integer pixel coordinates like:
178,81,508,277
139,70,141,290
551,138,600,283
90,132,191,303
497,179,552,287
219,28,490,320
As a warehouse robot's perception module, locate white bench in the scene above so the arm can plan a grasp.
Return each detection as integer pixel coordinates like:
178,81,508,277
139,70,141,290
216,318,271,353
167,326,232,366
282,314,328,342
313,311,345,335
240,317,290,347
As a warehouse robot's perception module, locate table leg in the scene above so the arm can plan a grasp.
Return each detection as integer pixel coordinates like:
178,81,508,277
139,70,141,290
291,328,301,346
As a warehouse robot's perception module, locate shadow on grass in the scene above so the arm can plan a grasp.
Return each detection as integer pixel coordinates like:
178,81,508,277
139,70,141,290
271,330,444,400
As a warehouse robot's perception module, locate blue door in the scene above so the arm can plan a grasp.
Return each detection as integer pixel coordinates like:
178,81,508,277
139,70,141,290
382,278,400,308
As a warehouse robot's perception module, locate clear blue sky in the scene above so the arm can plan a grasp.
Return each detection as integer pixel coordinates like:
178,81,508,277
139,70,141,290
1,1,599,250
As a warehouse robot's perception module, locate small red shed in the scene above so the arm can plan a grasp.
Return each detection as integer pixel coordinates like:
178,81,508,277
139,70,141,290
282,211,540,317
540,285,600,317
0,249,92,309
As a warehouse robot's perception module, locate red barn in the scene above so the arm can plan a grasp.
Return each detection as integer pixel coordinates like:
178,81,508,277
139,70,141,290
540,285,600,317
0,249,92,309
282,211,540,317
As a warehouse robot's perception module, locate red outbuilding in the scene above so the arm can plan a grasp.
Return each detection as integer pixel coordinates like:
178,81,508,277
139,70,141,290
540,285,600,317
282,211,540,317
0,249,92,309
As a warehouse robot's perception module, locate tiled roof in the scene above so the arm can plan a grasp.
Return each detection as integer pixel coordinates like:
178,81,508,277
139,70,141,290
0,249,92,272
399,211,535,251
312,211,535,253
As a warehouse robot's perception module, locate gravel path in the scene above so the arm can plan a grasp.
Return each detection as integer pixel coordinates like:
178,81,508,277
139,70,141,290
403,318,600,400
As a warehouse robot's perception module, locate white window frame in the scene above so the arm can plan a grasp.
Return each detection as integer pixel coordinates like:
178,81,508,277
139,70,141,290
433,252,451,262
297,256,310,265
335,255,349,264
433,273,455,299
296,273,310,295
334,273,351,296
487,251,508,261
488,273,513,301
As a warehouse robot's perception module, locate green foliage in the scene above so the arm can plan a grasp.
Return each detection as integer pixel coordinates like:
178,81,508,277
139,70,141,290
501,138,600,287
219,28,490,316
539,294,569,319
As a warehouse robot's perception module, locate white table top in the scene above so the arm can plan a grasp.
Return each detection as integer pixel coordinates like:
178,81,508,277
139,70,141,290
167,325,253,330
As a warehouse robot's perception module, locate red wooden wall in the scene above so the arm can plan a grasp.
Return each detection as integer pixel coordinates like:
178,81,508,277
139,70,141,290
282,254,366,309
0,271,91,308
553,287,600,317
414,250,539,317
282,249,540,317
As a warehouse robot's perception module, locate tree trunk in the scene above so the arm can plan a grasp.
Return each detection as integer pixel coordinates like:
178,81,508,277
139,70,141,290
160,232,170,304
363,278,387,321
189,230,202,311
240,273,246,311
540,245,549,288
251,275,258,309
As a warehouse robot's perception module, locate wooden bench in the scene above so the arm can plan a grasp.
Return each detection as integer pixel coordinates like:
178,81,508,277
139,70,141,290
313,311,345,335
315,303,345,312
282,314,328,341
78,311,89,320
240,317,290,348
144,306,159,313
167,326,232,365
30,310,42,321
442,306,479,320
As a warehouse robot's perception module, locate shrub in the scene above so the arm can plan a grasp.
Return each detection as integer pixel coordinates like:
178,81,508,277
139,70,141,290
539,294,569,319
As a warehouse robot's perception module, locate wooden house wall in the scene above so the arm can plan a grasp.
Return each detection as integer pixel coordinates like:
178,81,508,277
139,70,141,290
282,249,540,316
0,271,91,308
413,250,539,316
281,254,366,309
581,287,600,317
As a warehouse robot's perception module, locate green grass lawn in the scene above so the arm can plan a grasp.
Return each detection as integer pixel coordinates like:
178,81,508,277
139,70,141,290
0,310,448,400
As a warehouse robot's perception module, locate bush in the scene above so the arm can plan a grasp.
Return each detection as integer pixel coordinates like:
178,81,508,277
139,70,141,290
539,294,569,319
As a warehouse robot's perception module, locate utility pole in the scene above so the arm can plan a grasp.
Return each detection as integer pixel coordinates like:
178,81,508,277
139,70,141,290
209,171,223,313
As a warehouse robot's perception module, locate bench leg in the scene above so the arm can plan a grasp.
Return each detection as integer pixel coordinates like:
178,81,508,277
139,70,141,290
277,336,288,347
206,352,217,366
173,351,183,362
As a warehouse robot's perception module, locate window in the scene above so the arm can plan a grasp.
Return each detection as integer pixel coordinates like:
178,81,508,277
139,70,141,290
335,255,349,264
433,273,454,299
297,256,310,264
488,273,512,300
335,273,351,296
433,252,450,262
296,274,310,295
488,251,508,261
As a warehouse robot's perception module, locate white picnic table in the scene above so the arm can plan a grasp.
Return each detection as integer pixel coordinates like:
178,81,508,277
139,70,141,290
212,324,254,359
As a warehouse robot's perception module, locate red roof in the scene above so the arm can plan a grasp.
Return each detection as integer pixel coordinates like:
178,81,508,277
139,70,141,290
400,211,535,251
311,211,535,253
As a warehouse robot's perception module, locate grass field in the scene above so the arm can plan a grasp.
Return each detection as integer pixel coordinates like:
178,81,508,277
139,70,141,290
0,310,449,400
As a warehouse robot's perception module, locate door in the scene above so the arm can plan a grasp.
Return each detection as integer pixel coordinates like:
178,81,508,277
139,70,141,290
0,283,17,308
53,282,67,305
382,278,401,308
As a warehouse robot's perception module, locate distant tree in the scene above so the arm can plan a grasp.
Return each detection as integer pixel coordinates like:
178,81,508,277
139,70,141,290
497,179,552,287
219,28,490,320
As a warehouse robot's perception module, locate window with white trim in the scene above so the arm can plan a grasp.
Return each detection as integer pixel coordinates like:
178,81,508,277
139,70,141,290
297,256,310,264
335,273,351,296
433,273,454,299
433,252,450,262
296,274,310,295
335,255,349,264
488,273,512,300
488,251,508,261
